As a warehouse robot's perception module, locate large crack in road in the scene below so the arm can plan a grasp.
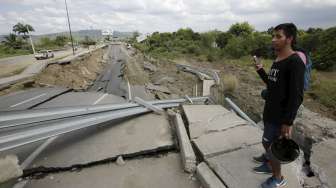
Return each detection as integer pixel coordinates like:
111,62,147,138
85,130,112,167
89,44,127,98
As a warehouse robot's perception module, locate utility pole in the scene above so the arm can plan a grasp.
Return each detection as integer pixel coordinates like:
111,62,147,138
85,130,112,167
65,0,75,55
26,25,36,55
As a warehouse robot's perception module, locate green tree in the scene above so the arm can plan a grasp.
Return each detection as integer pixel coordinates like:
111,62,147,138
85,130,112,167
312,27,336,71
2,33,25,49
39,37,53,47
176,28,197,41
306,27,323,34
251,32,272,58
267,27,274,35
228,22,254,37
216,32,231,49
13,22,34,39
54,35,68,47
224,36,253,58
81,36,96,47
200,31,217,48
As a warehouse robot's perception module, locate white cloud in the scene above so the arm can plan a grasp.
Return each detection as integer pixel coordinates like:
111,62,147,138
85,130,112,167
0,0,335,35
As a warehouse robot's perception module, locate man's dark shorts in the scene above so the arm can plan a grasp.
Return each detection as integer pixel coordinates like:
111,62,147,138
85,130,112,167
262,122,281,146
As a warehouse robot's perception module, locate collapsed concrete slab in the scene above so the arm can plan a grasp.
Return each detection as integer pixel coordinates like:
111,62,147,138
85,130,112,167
192,125,262,159
188,111,248,139
173,113,197,173
206,144,301,188
29,113,174,167
34,92,126,108
0,87,71,111
25,153,199,188
310,139,336,188
182,105,231,125
183,104,250,139
196,162,226,188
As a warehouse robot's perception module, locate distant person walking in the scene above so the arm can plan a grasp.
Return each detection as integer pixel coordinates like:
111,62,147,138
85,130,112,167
252,23,305,188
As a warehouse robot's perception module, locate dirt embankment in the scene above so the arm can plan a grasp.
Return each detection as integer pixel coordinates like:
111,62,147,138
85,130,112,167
0,48,106,96
34,49,105,90
125,50,199,100
127,48,336,122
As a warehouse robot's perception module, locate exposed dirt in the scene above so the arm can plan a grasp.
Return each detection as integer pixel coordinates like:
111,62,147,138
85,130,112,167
34,49,105,90
0,48,106,96
125,51,198,99
0,63,31,78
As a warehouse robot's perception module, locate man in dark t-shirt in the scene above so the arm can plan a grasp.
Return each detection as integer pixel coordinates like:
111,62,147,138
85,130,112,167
252,23,305,188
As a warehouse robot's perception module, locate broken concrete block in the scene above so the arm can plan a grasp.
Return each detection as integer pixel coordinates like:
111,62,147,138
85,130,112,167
196,162,226,188
206,144,301,188
116,156,125,166
146,83,171,94
0,155,22,183
202,80,215,96
143,61,157,72
310,139,336,188
174,113,196,173
182,105,230,126
192,125,262,159
153,76,176,85
188,111,248,139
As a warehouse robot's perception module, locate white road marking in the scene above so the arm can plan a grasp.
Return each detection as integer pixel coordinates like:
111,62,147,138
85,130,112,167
93,93,108,105
10,93,47,108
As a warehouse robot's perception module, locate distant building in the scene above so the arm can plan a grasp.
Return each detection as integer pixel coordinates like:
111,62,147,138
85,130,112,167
136,33,150,43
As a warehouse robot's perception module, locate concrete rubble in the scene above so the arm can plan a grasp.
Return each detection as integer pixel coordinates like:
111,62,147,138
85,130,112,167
146,83,171,94
172,113,197,173
196,162,226,188
0,155,22,184
143,61,157,72
310,139,336,188
182,104,302,188
153,76,176,85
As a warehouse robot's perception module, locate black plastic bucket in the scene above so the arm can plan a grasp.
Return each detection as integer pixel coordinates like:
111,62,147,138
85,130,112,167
270,138,300,164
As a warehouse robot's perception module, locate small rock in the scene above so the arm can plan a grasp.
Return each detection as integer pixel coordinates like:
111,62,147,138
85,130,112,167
154,76,176,85
116,156,126,166
144,61,157,72
49,176,54,180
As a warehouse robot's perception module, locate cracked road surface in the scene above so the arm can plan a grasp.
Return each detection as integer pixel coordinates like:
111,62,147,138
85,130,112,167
0,44,200,188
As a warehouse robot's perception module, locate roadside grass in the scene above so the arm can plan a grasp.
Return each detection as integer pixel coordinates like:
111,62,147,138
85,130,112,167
222,57,336,110
222,74,239,93
0,47,31,59
137,47,336,112
308,70,336,109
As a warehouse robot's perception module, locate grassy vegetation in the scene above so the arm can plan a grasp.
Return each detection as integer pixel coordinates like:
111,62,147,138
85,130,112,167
308,70,336,109
134,24,336,109
218,57,336,109
0,45,31,59
222,74,239,93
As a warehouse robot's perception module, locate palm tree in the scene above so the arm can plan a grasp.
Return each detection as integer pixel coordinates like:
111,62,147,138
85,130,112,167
12,22,34,39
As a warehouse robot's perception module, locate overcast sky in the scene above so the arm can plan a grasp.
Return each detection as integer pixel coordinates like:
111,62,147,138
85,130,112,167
1,0,336,35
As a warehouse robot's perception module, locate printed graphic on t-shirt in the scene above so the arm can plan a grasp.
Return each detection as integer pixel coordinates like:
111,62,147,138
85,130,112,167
268,68,279,82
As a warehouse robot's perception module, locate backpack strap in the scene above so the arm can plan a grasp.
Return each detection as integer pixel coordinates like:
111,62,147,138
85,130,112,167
295,51,307,65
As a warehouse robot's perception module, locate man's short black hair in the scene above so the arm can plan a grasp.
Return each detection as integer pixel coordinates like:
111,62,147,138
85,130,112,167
274,23,298,47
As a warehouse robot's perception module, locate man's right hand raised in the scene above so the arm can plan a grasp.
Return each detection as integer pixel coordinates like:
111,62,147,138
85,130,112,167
253,55,263,70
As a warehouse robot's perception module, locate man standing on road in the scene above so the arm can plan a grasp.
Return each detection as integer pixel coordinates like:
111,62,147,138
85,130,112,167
252,23,305,188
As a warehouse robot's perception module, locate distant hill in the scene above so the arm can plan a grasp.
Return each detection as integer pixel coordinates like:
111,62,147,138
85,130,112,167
0,30,136,43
